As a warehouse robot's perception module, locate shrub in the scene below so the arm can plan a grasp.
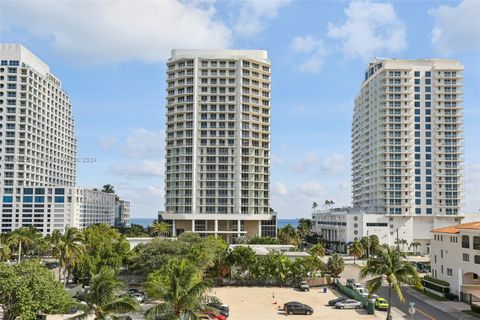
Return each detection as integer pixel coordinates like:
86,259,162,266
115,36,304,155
422,276,449,287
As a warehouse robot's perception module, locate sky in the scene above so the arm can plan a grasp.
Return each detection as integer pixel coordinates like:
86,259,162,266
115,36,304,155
0,0,479,219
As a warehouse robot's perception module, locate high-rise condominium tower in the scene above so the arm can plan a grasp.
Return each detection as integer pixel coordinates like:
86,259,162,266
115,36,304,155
351,58,464,246
160,49,276,243
0,44,115,235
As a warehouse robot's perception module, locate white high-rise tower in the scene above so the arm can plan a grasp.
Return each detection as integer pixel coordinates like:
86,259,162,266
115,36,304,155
351,58,464,247
160,49,276,243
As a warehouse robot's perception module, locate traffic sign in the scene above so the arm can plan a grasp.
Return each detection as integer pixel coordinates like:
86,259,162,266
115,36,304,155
409,306,416,315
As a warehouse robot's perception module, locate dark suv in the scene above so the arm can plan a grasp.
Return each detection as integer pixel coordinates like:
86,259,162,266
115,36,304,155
284,302,313,315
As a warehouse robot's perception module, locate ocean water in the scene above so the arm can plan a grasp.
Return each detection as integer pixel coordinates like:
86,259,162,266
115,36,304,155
130,218,299,228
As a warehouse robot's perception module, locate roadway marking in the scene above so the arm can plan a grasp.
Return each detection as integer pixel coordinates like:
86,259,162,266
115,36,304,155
414,306,437,320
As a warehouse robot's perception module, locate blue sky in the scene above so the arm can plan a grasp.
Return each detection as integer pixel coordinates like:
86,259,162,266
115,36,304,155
1,0,479,219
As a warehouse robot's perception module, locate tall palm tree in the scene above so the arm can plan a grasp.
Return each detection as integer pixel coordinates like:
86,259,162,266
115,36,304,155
49,229,63,257
7,227,36,263
150,221,171,237
58,227,84,286
348,240,363,264
395,239,408,252
409,241,421,255
75,267,138,320
327,253,344,278
308,243,325,258
145,259,218,320
277,224,300,246
360,247,421,320
312,202,319,211
297,219,312,241
101,184,115,194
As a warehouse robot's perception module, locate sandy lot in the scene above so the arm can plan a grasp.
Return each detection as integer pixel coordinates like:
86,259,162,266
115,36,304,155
211,286,380,320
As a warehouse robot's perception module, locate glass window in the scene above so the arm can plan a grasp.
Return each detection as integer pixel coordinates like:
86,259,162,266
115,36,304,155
425,79,431,85
415,191,421,197
415,79,420,85
462,235,470,249
415,199,421,205
54,196,65,203
2,196,13,203
425,71,431,77
414,71,420,77
415,101,420,107
416,208,421,214
427,208,432,214
425,101,431,107
475,255,480,265
425,94,431,100
23,196,33,203
474,236,480,250
415,86,420,92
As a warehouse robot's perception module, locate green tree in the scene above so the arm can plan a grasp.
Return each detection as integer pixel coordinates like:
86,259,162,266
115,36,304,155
48,229,63,258
409,241,421,255
395,239,409,252
101,184,115,193
75,224,130,284
277,224,300,246
77,267,137,320
150,221,171,237
0,243,11,262
327,253,344,278
145,259,217,320
308,243,325,258
247,236,280,244
360,247,421,320
348,240,364,264
297,219,312,240
226,245,256,277
7,227,36,263
58,227,84,286
311,202,319,211
0,260,73,320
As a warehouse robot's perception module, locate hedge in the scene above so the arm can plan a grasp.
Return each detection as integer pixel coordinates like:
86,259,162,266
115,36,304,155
423,276,449,287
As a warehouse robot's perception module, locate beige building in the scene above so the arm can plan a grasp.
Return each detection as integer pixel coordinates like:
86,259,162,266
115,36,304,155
160,49,276,243
431,221,480,297
351,58,465,252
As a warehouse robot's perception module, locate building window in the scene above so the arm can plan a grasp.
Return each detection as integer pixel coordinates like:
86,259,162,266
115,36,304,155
463,253,469,262
447,268,453,276
475,255,480,265
473,236,480,250
462,235,470,249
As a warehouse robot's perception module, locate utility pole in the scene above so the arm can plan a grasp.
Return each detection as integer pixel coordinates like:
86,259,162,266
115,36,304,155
366,230,369,259
396,229,400,251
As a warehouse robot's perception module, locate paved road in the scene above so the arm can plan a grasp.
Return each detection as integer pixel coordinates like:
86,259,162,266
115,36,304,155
376,286,458,320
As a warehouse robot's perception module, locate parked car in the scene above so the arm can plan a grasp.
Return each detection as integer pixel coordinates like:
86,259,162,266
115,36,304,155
368,294,379,303
328,296,348,306
335,300,364,309
284,302,314,315
299,281,310,292
207,312,226,320
207,302,229,318
374,298,388,310
352,283,365,292
357,288,369,297
346,279,355,288
129,291,145,303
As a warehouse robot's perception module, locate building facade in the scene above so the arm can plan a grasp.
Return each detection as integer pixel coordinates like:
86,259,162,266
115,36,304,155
431,221,480,297
349,58,465,251
160,49,275,243
115,199,131,227
0,44,115,235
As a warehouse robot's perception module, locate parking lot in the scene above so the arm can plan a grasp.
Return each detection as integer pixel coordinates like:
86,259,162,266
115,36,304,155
212,286,381,320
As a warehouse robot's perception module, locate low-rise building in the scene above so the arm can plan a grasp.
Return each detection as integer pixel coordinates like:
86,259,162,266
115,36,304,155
115,199,130,227
430,221,480,297
312,207,465,254
0,186,115,236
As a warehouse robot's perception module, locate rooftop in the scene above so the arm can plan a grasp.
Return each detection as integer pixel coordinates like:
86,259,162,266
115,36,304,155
431,221,480,234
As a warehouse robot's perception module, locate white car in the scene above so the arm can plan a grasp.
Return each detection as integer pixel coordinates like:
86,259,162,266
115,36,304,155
353,283,365,292
335,299,364,309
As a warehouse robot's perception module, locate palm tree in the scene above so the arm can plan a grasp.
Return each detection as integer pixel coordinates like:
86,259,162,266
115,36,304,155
409,241,421,255
150,221,171,237
58,227,84,286
76,267,138,320
7,227,36,263
297,219,312,241
395,239,408,252
327,253,344,278
312,202,319,211
145,259,218,320
0,243,11,262
49,229,63,257
101,184,115,194
308,243,325,258
277,224,300,246
360,247,421,320
348,240,363,264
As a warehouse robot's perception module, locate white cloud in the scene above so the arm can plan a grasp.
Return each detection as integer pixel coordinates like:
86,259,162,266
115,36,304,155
291,152,321,173
123,129,165,158
297,182,327,198
98,135,118,150
289,35,328,73
327,2,406,60
110,160,165,178
2,0,232,63
273,182,289,196
429,1,480,55
321,153,348,175
290,35,321,53
234,0,290,37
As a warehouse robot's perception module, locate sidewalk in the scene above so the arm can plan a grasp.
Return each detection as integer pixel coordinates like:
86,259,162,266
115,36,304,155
403,287,477,320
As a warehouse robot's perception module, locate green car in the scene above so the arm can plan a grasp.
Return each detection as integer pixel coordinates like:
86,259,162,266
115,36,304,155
374,298,389,310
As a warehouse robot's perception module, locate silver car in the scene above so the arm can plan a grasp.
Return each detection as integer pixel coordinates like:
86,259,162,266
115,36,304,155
335,299,364,309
